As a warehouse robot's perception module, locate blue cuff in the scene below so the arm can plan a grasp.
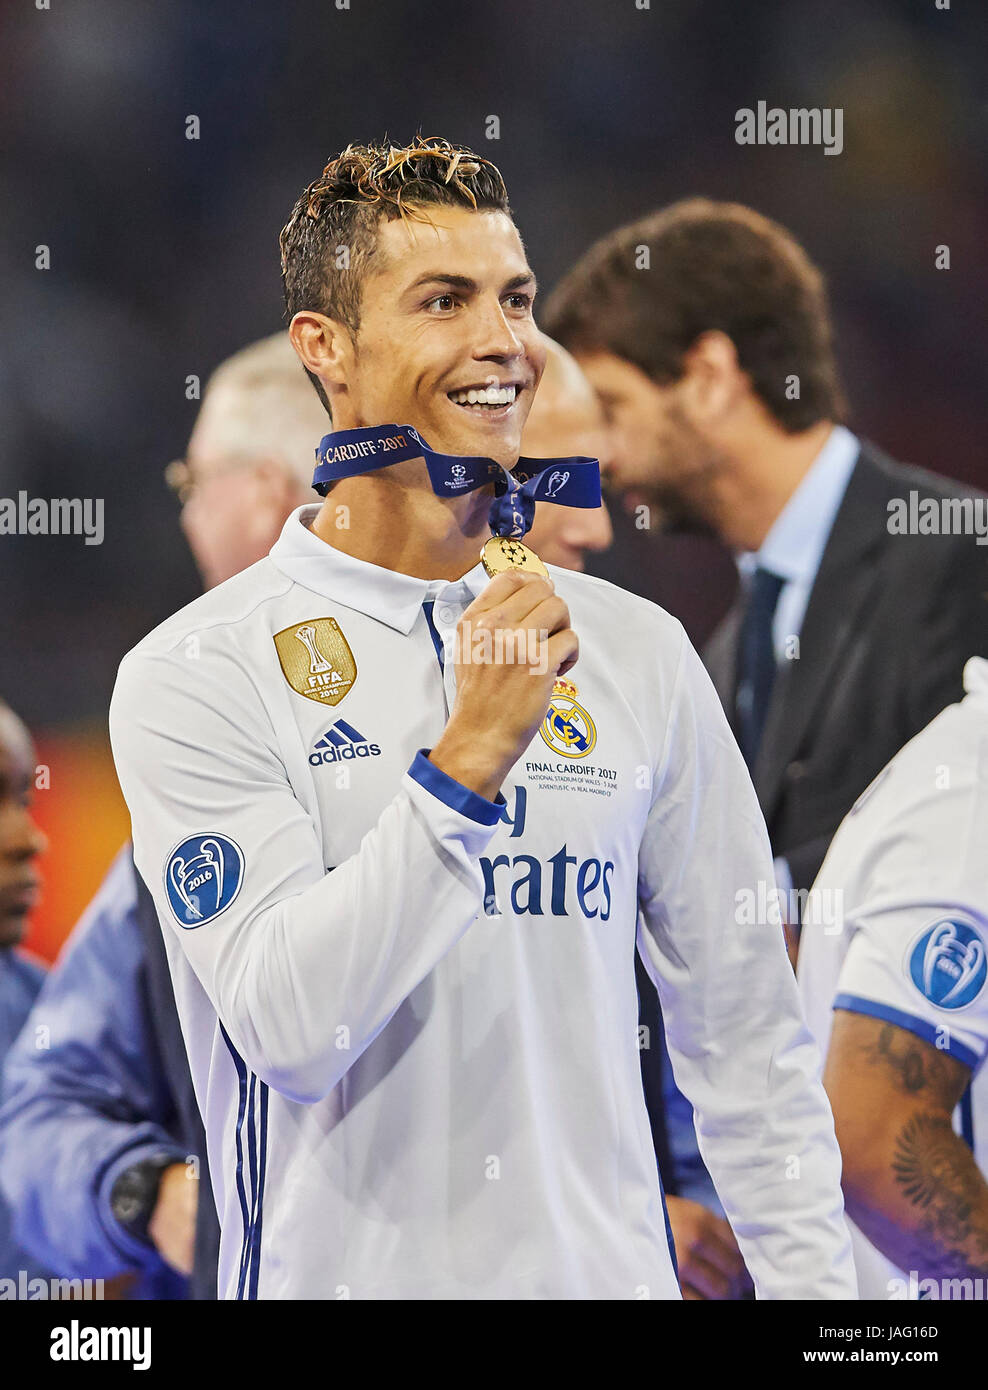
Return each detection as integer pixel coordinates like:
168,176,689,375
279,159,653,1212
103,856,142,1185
408,749,506,826
833,993,983,1071
97,1144,186,1267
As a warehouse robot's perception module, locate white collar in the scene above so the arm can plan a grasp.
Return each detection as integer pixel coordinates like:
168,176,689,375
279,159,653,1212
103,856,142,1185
268,505,490,634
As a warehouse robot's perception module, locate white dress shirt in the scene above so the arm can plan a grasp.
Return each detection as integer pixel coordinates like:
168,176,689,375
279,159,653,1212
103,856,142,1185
737,424,860,661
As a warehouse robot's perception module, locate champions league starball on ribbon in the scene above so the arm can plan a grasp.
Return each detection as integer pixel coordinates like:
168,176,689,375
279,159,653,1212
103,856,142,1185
313,422,602,580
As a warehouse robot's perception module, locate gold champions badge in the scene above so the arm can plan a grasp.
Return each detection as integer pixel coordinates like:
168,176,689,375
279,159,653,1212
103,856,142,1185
273,617,356,707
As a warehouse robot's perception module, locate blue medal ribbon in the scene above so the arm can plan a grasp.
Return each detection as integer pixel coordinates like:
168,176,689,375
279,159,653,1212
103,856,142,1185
313,424,601,540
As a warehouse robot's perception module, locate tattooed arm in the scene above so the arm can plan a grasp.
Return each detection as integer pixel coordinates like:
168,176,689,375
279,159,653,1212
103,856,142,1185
824,1010,988,1278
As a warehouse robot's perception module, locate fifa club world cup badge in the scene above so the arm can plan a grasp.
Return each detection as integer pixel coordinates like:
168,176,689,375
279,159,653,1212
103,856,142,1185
540,677,597,759
273,616,357,707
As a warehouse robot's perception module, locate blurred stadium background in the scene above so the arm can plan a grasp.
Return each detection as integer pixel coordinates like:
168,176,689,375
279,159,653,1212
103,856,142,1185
1,0,985,960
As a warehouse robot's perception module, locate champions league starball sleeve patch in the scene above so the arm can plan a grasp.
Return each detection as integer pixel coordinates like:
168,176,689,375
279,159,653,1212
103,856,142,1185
906,917,988,1011
164,833,244,928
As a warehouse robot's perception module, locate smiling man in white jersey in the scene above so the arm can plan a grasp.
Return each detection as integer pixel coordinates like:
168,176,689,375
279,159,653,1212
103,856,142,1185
109,137,855,1300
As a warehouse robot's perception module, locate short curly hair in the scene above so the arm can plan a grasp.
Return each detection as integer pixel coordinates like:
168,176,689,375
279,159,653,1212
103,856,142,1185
280,136,511,410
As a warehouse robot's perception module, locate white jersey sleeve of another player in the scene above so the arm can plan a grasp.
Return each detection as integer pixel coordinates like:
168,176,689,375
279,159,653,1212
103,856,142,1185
823,667,988,1071
798,658,988,1299
109,640,504,1105
834,908,988,1073
635,629,858,1300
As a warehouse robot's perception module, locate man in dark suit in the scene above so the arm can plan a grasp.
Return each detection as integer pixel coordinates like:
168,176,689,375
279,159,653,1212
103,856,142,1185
703,442,987,900
544,197,988,916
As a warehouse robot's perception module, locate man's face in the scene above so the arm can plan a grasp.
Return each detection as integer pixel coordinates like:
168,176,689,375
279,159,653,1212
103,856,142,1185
343,207,546,470
179,385,307,589
573,350,719,533
0,708,46,948
522,382,614,572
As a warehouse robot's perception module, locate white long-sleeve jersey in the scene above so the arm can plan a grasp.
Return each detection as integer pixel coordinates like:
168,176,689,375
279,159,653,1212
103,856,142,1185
109,504,856,1300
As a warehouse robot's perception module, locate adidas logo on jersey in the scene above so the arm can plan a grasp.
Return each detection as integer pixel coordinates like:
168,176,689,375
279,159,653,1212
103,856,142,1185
309,719,382,766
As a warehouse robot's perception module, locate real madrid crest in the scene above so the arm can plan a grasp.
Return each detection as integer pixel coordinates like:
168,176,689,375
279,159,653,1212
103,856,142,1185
273,616,357,707
540,676,597,759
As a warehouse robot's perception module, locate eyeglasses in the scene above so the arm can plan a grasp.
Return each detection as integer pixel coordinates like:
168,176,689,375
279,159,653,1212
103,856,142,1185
163,455,257,506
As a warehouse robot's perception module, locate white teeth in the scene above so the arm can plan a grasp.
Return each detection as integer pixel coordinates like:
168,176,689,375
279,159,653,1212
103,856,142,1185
449,385,518,408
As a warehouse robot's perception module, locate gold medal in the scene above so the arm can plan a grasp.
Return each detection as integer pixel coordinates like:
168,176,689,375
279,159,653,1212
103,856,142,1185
480,534,549,580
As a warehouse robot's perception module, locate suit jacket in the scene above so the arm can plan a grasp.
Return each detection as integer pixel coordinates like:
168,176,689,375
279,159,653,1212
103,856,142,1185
704,440,988,894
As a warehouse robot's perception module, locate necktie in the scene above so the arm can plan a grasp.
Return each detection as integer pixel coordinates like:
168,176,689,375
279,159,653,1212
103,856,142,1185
735,566,785,769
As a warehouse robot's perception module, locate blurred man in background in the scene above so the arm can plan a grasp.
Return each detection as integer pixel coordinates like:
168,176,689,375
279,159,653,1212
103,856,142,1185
522,339,613,569
0,698,49,1282
166,332,329,586
0,332,327,1299
544,198,988,927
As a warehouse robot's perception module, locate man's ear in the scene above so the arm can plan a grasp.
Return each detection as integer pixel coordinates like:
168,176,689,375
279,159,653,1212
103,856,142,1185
678,330,746,424
289,311,353,391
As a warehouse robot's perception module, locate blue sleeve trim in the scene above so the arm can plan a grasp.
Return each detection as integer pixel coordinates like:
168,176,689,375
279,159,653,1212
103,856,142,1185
97,1144,186,1267
408,749,506,826
833,993,983,1071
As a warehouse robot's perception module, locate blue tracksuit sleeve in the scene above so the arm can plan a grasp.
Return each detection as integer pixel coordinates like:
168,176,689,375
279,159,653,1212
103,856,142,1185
0,847,186,1278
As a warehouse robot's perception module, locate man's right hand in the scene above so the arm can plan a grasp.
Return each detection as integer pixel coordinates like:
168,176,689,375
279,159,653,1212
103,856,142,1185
430,570,578,802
